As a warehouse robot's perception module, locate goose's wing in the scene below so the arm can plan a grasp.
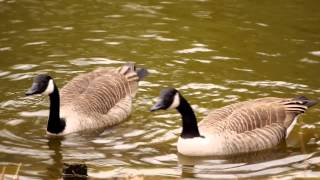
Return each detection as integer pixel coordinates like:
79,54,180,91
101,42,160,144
59,67,115,106
223,123,286,154
198,100,256,132
199,101,248,127
199,97,312,134
60,64,141,112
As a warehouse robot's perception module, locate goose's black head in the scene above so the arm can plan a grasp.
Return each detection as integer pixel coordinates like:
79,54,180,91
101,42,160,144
26,74,54,96
150,88,180,112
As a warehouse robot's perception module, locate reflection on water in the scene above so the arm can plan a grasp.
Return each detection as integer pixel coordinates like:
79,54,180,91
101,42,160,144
47,137,64,179
179,149,320,179
0,0,320,179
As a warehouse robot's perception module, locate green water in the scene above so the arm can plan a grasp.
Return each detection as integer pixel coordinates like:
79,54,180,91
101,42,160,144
1,0,320,179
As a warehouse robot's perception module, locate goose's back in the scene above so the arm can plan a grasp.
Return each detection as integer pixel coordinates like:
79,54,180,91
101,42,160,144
199,97,293,133
60,66,138,111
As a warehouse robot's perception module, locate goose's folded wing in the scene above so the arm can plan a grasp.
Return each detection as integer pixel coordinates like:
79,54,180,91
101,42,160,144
60,65,140,108
199,101,249,127
199,97,299,133
223,102,288,133
60,68,115,106
223,123,286,154
72,72,135,115
198,100,264,132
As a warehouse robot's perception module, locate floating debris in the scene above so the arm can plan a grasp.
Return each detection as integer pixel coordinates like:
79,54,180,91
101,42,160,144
63,163,88,179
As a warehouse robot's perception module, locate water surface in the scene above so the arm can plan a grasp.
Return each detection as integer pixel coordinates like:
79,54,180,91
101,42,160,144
1,0,320,179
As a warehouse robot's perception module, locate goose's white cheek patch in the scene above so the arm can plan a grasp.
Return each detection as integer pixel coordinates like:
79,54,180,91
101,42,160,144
168,93,180,109
42,79,54,95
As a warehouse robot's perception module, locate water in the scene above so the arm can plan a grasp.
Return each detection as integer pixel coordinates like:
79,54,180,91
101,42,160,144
1,0,320,179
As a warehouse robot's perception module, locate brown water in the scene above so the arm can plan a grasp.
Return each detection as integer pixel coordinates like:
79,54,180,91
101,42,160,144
1,0,320,179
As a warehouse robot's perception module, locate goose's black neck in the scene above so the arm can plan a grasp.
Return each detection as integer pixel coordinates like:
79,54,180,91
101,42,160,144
47,83,65,134
176,94,201,139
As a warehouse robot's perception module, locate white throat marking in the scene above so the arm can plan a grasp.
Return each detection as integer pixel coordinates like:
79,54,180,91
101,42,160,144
168,93,180,109
42,79,55,95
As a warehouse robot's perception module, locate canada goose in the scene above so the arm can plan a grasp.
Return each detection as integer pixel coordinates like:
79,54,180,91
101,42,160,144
26,63,147,135
150,88,317,156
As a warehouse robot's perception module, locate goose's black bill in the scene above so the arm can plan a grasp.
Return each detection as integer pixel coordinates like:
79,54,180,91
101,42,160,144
25,83,41,96
150,100,166,112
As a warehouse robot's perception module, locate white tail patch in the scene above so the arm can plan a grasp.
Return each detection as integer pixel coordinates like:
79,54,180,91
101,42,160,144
42,79,55,95
286,116,299,138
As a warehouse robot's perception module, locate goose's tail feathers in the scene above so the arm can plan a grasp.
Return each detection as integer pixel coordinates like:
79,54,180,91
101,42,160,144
136,68,148,81
293,96,317,108
117,63,148,81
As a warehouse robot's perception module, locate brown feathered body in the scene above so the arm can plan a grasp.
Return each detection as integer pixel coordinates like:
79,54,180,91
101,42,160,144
57,65,142,135
177,97,316,156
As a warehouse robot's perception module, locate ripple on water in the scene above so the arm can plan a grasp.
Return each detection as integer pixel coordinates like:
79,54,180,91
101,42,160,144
11,64,39,70
0,47,12,51
178,152,319,179
140,34,177,42
6,73,32,81
47,54,68,58
226,80,308,90
5,119,25,126
89,159,129,167
104,14,125,18
52,26,74,31
256,52,281,57
1,99,26,109
233,67,254,73
211,56,240,61
92,138,116,144
123,3,163,15
90,167,180,179
69,57,124,66
300,58,319,64
104,41,122,45
141,154,176,165
0,71,10,77
63,151,106,160
309,51,320,57
83,38,104,42
223,153,313,172
179,83,229,90
0,142,49,159
192,11,212,19
194,59,211,64
27,28,50,32
23,41,47,46
212,95,240,103
123,130,145,138
232,88,249,93
19,110,49,117
176,47,214,54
